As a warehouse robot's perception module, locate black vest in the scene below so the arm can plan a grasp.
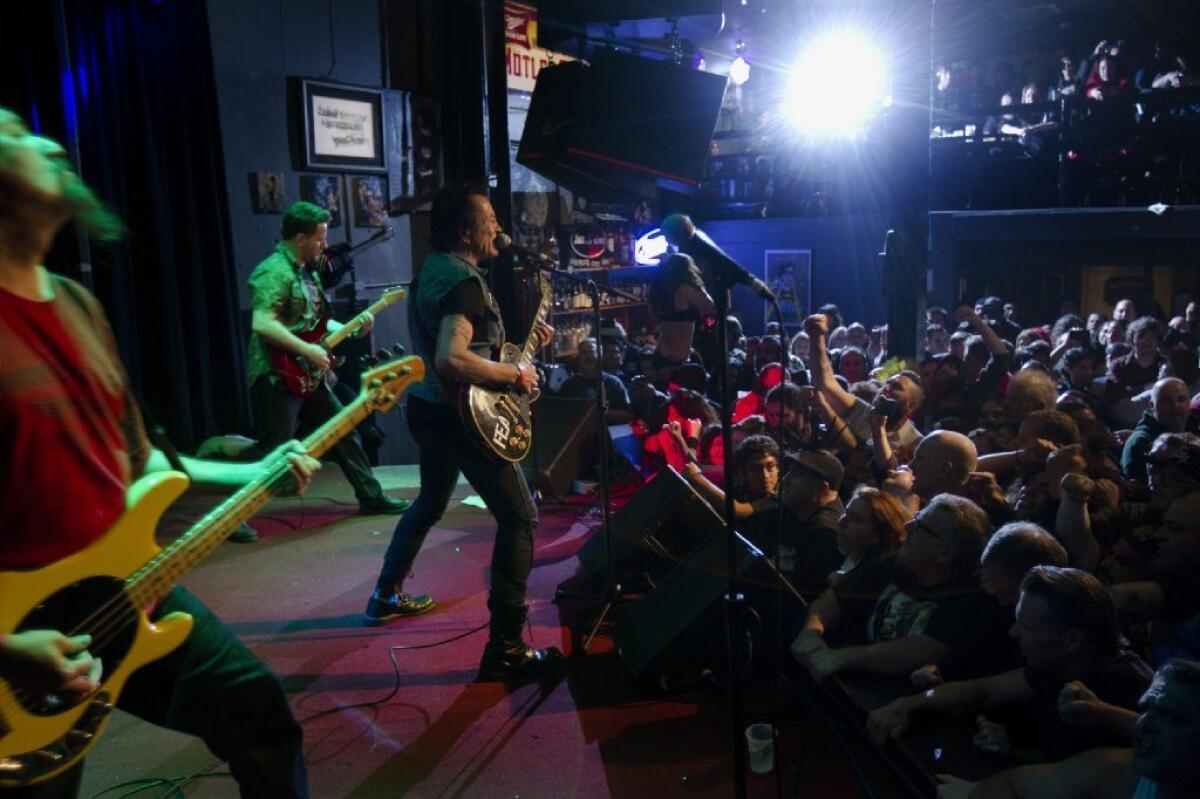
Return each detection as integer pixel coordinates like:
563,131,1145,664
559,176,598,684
408,250,506,405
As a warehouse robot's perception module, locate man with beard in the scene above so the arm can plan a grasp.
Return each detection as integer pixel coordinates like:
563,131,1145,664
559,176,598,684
0,107,318,796
804,313,925,466
920,305,1012,433
932,659,1200,799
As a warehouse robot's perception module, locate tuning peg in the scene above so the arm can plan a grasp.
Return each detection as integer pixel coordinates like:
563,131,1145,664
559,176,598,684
359,354,377,369
392,342,406,356
375,348,393,363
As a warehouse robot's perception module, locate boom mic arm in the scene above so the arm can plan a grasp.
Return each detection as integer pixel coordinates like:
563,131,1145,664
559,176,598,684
496,232,556,264
660,214,775,300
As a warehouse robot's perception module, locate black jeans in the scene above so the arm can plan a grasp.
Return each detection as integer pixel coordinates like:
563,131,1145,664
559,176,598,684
377,397,537,607
249,377,383,503
2,587,307,798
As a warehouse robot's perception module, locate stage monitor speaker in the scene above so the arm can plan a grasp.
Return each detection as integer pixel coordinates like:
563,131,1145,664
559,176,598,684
517,50,728,201
613,529,792,681
523,396,596,498
576,466,721,580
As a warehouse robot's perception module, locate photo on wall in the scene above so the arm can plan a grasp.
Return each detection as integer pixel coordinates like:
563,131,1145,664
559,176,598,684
764,249,813,327
299,174,343,229
251,171,285,213
351,175,389,228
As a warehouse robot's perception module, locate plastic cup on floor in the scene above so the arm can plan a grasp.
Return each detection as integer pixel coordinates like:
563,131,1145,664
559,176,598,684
745,723,776,774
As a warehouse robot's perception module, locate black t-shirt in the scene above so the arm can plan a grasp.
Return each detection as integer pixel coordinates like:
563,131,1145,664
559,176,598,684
737,493,784,553
441,279,490,345
556,372,631,411
782,499,845,595
832,553,1010,678
1023,650,1153,760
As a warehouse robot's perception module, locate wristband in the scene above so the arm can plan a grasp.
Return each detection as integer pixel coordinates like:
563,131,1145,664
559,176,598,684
513,363,523,386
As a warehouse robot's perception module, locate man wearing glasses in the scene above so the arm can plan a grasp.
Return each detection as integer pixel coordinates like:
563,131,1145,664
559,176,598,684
791,494,1006,683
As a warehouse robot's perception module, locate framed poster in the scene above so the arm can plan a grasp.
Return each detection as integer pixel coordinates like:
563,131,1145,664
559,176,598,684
301,80,385,171
251,171,285,213
351,175,389,228
764,249,812,327
299,174,343,229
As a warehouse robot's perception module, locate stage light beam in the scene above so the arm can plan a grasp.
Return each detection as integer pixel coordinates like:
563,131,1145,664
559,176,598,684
783,31,888,138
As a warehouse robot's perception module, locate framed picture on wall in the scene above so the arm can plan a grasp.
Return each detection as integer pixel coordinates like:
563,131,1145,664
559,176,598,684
301,79,386,172
350,175,389,228
251,171,285,213
299,174,343,229
764,249,812,327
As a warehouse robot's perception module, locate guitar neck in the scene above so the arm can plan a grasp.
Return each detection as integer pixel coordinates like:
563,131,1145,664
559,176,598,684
124,396,373,608
518,283,553,364
320,291,403,351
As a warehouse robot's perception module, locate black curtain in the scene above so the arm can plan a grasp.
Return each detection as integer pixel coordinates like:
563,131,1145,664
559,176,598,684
2,0,249,449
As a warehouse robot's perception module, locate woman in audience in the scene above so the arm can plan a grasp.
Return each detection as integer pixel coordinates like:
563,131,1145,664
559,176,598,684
830,486,912,583
836,346,871,385
647,252,716,388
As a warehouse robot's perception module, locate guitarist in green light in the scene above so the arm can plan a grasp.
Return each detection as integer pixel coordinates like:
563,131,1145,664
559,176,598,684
245,201,409,521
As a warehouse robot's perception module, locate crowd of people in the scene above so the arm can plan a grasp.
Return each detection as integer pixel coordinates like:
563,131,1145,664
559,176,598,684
932,37,1200,209
539,284,1200,797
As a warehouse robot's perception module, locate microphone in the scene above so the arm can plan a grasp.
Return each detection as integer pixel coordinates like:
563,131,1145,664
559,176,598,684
496,232,556,264
660,214,776,301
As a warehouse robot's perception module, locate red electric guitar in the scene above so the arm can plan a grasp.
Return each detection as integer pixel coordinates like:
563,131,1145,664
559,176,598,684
269,284,408,397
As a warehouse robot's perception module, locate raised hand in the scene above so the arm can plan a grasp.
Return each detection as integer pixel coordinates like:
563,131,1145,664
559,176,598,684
803,314,829,337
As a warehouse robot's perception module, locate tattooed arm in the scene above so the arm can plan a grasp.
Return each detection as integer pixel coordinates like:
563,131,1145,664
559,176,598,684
435,313,531,388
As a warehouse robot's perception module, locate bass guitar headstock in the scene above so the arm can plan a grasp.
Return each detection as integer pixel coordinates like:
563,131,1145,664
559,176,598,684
359,354,424,415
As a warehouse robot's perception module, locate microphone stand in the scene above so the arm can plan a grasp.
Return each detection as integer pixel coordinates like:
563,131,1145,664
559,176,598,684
712,279,750,799
519,257,640,651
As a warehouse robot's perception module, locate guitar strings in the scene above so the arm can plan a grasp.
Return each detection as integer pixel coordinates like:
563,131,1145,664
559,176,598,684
1,373,409,738
0,456,295,719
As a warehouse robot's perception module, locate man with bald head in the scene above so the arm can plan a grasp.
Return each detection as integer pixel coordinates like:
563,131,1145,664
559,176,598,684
908,430,978,503
1122,377,1197,485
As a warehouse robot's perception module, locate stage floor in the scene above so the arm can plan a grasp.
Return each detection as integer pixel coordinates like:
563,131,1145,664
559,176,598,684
78,466,883,798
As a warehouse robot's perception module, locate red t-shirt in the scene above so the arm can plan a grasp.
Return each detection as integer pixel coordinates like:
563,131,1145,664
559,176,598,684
0,277,149,569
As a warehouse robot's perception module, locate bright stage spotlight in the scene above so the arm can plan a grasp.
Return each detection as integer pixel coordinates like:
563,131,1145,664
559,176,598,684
784,31,888,138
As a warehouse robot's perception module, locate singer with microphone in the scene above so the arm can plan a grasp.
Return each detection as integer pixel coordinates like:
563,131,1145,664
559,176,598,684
364,184,564,683
243,201,410,535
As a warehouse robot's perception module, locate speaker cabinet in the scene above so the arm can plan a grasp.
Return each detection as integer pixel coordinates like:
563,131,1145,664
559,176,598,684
613,529,791,681
517,50,728,201
576,466,722,580
522,396,597,498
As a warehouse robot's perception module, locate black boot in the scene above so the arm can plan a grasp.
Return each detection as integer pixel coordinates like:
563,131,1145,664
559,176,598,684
477,602,564,682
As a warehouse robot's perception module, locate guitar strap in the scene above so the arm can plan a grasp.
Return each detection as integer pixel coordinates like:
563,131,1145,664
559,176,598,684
55,276,191,477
